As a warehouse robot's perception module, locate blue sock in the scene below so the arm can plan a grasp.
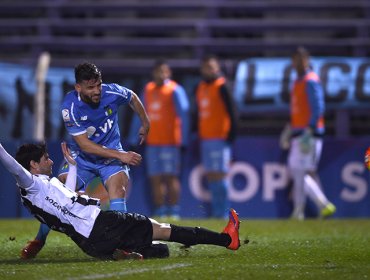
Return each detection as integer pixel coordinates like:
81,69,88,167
35,223,51,243
154,205,167,217
209,180,228,218
168,205,180,217
109,198,127,213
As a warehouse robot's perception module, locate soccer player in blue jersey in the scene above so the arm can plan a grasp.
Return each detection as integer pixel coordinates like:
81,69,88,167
21,62,150,259
60,62,149,211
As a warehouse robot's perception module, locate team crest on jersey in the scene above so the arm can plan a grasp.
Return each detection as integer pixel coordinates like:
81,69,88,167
104,106,113,116
62,109,70,121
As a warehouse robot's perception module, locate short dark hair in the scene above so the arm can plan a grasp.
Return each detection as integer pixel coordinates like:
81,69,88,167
293,46,310,59
201,54,219,64
15,143,47,171
152,59,168,70
74,62,102,84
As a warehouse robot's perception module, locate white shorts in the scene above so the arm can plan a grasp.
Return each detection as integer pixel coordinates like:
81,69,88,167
288,136,323,171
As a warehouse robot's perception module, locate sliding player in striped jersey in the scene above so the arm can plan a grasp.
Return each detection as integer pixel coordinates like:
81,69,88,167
0,142,241,260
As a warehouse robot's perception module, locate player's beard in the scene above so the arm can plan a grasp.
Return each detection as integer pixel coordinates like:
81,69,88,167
90,93,101,104
81,92,101,104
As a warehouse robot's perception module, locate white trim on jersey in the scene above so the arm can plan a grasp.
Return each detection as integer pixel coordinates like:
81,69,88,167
71,102,81,127
105,89,131,100
71,130,87,136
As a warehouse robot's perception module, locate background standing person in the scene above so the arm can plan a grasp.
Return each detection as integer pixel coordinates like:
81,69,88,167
193,55,238,218
21,62,150,259
129,60,190,219
285,47,336,220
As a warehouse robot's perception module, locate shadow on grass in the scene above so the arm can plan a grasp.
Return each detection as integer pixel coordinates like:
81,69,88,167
0,257,98,265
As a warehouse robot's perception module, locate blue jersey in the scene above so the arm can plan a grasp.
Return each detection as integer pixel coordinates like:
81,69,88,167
61,83,132,163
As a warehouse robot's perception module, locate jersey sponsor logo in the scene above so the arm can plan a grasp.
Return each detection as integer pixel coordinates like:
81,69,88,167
80,115,88,121
86,126,96,138
99,119,113,133
45,196,81,219
62,109,70,121
82,119,113,138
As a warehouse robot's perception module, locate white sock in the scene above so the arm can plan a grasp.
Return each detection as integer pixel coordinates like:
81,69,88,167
304,174,329,209
291,169,306,217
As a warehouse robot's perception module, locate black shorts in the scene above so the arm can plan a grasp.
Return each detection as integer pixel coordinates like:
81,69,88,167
75,211,153,259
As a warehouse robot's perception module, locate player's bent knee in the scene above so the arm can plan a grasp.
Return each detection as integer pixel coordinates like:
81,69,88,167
151,220,171,240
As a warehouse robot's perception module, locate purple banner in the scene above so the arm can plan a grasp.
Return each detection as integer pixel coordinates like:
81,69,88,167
1,137,369,218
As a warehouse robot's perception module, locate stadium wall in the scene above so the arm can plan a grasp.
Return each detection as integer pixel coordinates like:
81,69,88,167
0,137,369,219
234,57,370,113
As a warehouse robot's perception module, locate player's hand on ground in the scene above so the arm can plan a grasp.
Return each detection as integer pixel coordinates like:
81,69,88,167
119,151,142,166
61,142,76,166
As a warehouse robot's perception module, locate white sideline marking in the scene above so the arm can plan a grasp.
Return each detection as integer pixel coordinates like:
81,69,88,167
66,263,191,280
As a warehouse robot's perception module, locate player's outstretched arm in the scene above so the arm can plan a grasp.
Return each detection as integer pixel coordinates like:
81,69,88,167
0,143,33,188
61,142,76,166
61,142,78,191
73,134,142,166
129,92,150,145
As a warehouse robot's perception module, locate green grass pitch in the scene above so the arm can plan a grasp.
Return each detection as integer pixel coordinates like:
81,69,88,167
0,218,369,280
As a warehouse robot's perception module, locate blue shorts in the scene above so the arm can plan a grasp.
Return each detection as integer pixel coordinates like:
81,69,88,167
145,145,180,176
58,157,130,192
201,139,231,173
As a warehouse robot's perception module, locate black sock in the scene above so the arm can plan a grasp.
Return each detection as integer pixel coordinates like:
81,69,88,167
169,225,231,247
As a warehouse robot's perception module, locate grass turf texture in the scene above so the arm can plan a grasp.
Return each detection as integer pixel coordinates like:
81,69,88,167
0,219,369,280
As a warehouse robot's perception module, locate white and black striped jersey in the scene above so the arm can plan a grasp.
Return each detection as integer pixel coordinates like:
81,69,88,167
20,175,101,238
0,143,101,238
